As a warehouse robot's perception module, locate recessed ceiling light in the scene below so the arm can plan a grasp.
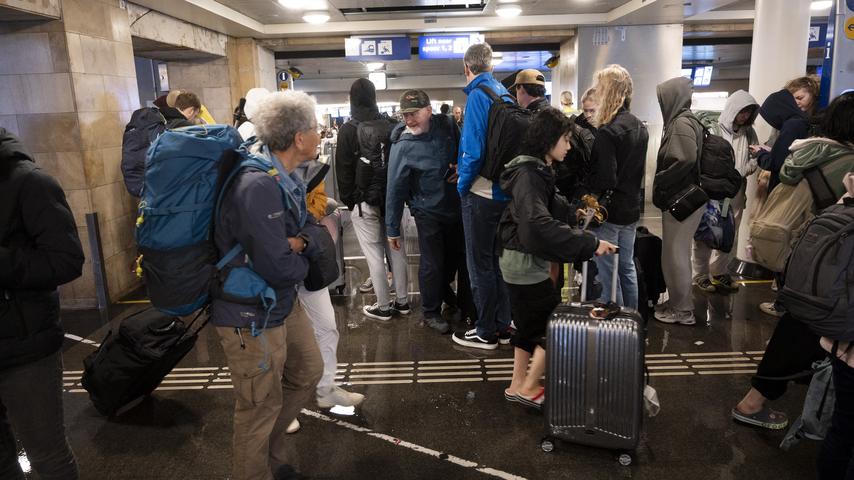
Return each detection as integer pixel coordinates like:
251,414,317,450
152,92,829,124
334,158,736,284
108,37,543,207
278,0,327,9
303,10,330,24
496,5,522,17
811,1,832,9
366,62,384,71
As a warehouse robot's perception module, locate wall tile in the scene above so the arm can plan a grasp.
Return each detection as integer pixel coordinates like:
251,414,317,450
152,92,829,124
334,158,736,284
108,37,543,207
0,32,52,74
80,35,115,76
101,146,123,184
16,113,81,153
62,0,110,39
66,33,84,73
90,181,125,223
0,115,19,135
53,151,88,190
107,5,132,44
78,111,123,151
126,77,141,111
81,148,105,188
48,31,69,72
72,73,107,112
65,188,92,227
113,42,136,78
71,263,97,300
101,75,132,111
0,19,64,35
0,75,23,114
201,86,231,114
19,73,75,114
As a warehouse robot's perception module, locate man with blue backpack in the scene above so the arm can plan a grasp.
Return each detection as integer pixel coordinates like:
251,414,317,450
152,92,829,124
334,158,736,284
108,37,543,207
212,91,324,480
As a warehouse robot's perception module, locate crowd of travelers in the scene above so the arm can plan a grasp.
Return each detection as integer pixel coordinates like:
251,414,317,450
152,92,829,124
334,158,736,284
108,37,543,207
1,38,852,480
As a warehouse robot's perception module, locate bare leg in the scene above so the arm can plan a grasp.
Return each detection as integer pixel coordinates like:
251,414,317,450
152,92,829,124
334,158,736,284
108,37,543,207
736,387,767,414
519,346,546,396
506,347,531,395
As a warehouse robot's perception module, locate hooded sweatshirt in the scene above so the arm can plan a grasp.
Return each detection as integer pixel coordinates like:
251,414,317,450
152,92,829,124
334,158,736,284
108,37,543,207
498,155,598,285
716,90,759,177
653,77,703,210
779,137,854,199
335,78,382,209
756,89,810,192
0,128,84,371
237,87,271,140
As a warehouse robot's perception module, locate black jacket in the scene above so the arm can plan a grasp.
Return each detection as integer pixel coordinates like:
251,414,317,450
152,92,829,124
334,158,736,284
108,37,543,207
336,78,382,210
588,107,649,224
756,89,810,192
498,155,598,263
0,128,84,371
161,106,194,129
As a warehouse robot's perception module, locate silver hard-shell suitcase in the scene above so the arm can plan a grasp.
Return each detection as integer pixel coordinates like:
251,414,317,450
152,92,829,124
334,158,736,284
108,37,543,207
542,249,645,465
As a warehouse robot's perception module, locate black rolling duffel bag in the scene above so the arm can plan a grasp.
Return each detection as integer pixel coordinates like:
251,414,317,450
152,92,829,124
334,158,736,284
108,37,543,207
81,308,207,416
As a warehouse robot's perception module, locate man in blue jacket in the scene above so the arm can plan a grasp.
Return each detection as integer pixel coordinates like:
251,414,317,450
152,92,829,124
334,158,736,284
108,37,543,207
212,91,323,480
386,90,474,335
452,42,514,350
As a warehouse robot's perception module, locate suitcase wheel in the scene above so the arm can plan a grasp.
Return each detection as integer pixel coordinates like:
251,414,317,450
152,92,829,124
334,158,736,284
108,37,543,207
617,452,633,466
540,438,555,453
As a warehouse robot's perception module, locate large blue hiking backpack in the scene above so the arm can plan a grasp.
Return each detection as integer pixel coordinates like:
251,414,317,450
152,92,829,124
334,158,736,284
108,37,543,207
135,125,249,316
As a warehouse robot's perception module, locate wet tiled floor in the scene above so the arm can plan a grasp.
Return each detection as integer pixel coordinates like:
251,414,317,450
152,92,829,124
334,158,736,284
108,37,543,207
35,213,821,479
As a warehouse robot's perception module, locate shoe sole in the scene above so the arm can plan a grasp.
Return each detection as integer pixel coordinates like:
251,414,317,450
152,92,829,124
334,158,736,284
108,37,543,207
451,334,498,350
394,309,411,316
653,315,696,326
731,410,788,430
514,393,544,410
498,337,511,345
362,309,393,322
504,391,521,403
317,396,365,409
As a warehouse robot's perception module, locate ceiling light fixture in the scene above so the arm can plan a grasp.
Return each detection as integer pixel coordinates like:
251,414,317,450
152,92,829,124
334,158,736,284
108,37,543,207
278,0,327,9
366,62,384,71
302,10,330,24
810,1,832,9
496,5,522,17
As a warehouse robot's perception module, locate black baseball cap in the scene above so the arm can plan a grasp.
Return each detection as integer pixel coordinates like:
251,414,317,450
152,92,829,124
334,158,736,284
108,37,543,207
399,90,430,113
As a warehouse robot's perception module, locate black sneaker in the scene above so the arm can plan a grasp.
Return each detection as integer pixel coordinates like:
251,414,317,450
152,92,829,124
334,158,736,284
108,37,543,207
452,329,498,350
392,300,411,315
712,274,740,293
696,277,716,293
424,316,451,334
363,303,393,321
497,327,514,345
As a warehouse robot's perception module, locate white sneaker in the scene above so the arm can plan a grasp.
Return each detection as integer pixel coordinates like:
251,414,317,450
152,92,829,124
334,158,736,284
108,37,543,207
286,418,300,434
654,307,696,325
759,302,785,318
654,301,670,313
317,385,365,408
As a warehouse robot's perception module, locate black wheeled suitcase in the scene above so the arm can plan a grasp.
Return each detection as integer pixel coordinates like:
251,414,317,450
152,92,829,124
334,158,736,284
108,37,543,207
543,249,645,465
81,308,206,416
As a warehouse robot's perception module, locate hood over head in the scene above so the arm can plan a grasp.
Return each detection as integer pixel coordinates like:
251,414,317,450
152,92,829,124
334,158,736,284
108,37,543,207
657,76,693,125
719,90,759,134
0,128,34,178
349,78,379,121
244,87,271,121
759,89,805,130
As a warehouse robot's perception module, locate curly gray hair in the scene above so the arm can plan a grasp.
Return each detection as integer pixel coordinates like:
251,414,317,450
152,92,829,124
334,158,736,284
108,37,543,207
253,90,317,152
464,42,492,75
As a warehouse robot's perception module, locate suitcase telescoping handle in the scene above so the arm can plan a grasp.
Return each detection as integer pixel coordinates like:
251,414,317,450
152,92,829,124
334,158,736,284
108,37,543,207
579,246,620,304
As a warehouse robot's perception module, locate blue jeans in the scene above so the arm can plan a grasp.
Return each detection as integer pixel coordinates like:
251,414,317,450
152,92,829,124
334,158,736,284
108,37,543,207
461,193,511,340
593,221,638,309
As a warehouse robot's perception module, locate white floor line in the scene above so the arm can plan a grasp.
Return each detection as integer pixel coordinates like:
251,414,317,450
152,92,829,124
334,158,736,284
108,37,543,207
645,359,684,364
417,365,484,371
160,379,211,384
419,359,482,364
349,373,414,379
645,353,679,358
697,370,756,375
417,371,482,377
486,377,513,381
744,351,766,355
63,334,100,348
680,351,744,357
691,363,756,369
207,385,234,389
418,377,484,383
155,386,204,391
485,370,514,375
482,358,515,363
685,357,751,363
351,361,414,366
350,367,415,372
299,409,527,480
647,365,691,370
649,372,695,377
349,380,414,385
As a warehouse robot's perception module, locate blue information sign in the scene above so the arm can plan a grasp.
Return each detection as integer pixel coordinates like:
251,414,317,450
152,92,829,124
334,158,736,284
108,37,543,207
418,34,484,60
809,23,827,48
344,37,411,61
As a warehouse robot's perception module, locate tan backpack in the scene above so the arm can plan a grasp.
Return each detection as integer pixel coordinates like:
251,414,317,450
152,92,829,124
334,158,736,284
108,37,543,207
749,180,815,273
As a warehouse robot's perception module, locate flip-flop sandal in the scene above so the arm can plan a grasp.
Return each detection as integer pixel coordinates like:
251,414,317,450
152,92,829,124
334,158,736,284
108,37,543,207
504,389,521,403
514,388,545,410
731,407,789,430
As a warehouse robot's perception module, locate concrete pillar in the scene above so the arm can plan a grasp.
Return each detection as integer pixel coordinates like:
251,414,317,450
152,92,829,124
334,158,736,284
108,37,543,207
228,38,277,106
0,0,141,308
574,24,684,204
550,35,579,111
737,0,811,261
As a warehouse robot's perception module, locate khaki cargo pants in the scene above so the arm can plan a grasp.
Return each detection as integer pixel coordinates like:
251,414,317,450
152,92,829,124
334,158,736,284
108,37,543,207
216,301,323,480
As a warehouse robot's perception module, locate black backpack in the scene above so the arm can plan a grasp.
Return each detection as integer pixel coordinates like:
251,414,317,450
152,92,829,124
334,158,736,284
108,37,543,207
688,115,742,200
121,107,167,197
778,200,854,341
351,114,397,208
554,123,595,200
476,85,533,182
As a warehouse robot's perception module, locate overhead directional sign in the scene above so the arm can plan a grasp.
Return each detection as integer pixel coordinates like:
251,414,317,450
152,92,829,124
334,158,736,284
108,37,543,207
418,34,484,60
344,36,411,61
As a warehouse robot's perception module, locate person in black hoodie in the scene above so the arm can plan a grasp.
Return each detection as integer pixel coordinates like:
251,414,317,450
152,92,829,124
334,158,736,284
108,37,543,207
336,79,410,321
587,65,649,310
751,89,810,193
0,129,84,479
498,108,615,409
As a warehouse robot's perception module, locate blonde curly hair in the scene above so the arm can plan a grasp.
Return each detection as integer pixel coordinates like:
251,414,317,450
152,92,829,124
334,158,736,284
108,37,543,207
591,64,633,127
